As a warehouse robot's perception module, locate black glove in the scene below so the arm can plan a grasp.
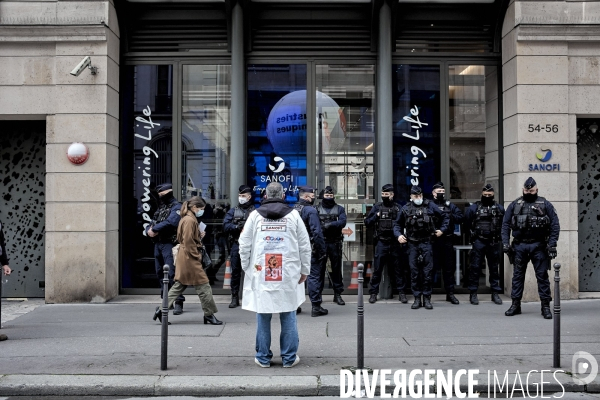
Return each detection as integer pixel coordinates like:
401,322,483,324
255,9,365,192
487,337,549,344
236,221,245,231
502,244,510,254
547,246,557,259
322,223,331,231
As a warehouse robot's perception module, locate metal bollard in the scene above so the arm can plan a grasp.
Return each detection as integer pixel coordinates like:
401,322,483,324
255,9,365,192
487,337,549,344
553,263,561,368
357,263,364,370
161,265,169,371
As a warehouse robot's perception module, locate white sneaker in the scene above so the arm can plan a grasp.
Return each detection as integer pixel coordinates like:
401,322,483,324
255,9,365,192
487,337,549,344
283,355,300,368
255,358,270,368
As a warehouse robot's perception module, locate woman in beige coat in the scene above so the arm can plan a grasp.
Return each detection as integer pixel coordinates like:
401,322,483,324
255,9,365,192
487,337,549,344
153,196,222,325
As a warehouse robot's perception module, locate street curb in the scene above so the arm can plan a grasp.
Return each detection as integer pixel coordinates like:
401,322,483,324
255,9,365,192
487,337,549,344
0,373,596,397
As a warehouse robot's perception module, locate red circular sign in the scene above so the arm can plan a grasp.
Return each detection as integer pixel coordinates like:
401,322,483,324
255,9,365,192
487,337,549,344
67,142,89,165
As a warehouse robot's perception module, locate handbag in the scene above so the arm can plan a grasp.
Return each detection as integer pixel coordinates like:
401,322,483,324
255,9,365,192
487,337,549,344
171,244,180,266
200,246,213,269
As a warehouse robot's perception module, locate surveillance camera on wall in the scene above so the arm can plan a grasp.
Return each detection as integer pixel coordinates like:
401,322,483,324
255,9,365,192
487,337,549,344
70,56,97,77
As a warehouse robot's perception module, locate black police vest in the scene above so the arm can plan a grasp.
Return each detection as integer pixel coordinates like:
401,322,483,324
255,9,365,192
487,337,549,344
294,203,313,241
473,202,503,240
152,200,179,242
231,205,255,241
403,200,435,241
434,200,453,230
317,204,342,242
375,202,399,240
510,197,550,235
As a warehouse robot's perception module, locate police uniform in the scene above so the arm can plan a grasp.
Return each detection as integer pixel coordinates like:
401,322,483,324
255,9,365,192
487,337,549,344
464,184,504,305
223,185,256,308
316,186,347,306
365,184,406,304
146,183,185,311
395,186,449,310
295,186,328,317
431,182,464,304
502,177,560,319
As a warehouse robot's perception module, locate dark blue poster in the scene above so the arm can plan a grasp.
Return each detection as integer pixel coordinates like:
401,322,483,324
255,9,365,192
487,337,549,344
392,64,441,199
246,65,307,204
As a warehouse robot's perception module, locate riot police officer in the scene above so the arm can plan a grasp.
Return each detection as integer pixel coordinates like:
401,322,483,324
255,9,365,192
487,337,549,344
502,177,560,319
464,184,504,305
295,186,327,317
365,184,407,304
223,185,255,308
146,183,185,316
395,186,449,310
431,182,463,305
316,186,347,305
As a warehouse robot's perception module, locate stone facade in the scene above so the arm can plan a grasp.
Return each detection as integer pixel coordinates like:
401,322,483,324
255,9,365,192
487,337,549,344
0,0,119,302
502,0,600,300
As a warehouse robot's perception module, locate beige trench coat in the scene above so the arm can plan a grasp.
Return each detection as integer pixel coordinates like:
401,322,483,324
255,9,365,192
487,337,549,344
174,210,209,285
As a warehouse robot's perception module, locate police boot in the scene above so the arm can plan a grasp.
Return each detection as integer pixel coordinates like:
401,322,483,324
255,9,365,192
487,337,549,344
229,293,239,308
368,294,377,304
333,293,345,306
541,300,553,319
469,292,479,305
505,299,522,316
411,296,422,309
491,293,503,305
399,293,408,304
173,301,184,315
296,307,302,314
311,305,329,317
446,293,459,305
423,295,433,310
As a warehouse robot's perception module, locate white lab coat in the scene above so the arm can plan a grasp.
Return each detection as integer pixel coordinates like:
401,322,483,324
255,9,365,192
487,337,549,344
238,208,311,313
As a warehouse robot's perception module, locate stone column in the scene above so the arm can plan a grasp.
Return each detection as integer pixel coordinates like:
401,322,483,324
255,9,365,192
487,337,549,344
230,2,245,205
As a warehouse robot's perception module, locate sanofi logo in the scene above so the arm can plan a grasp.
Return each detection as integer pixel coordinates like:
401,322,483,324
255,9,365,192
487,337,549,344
536,147,552,162
269,156,285,173
263,236,284,242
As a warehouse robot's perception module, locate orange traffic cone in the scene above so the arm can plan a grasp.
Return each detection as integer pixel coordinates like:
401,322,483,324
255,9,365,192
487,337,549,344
348,261,359,289
366,262,373,278
222,259,232,289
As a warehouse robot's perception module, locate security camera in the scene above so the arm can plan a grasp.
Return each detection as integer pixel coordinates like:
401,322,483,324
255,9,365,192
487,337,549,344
70,56,97,77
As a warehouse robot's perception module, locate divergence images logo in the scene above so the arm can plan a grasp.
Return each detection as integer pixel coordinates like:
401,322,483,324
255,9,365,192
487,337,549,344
269,157,285,173
263,236,284,242
572,351,599,385
536,147,552,162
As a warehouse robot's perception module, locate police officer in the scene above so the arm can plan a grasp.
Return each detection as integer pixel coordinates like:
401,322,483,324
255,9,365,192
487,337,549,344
0,220,12,341
464,184,504,305
146,183,185,316
395,186,449,310
223,185,255,308
365,184,407,304
502,177,560,319
316,186,347,306
431,182,463,305
295,186,327,317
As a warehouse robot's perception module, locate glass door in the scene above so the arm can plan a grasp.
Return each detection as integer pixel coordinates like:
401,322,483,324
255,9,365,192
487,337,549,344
314,64,376,294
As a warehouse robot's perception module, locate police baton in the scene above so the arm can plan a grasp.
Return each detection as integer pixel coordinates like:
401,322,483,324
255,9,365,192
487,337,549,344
161,265,169,371
553,263,561,368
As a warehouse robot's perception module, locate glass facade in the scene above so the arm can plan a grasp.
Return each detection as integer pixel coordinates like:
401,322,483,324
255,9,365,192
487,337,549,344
121,62,501,294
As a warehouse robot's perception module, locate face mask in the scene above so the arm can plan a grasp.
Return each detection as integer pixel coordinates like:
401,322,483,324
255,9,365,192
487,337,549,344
159,191,174,204
196,209,204,218
305,197,314,205
435,193,445,201
523,192,538,202
382,196,393,205
239,197,249,205
481,195,494,205
322,198,335,208
413,198,423,206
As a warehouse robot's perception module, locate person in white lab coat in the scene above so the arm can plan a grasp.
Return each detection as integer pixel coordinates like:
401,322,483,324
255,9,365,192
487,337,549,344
238,182,312,368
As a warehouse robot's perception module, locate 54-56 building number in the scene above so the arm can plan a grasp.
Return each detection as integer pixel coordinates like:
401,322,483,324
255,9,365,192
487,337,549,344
528,124,559,133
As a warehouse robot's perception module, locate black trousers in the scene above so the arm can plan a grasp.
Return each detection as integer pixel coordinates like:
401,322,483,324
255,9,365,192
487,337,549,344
407,241,433,297
432,235,456,293
230,242,242,295
322,241,345,295
468,239,502,293
154,242,185,303
369,240,406,295
307,252,324,306
511,242,551,301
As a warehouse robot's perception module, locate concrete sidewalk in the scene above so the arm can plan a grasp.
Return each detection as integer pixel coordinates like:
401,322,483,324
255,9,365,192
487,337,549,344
0,295,599,396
